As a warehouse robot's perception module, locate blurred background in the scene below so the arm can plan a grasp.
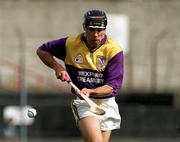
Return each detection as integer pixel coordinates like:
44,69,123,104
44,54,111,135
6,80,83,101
0,0,180,142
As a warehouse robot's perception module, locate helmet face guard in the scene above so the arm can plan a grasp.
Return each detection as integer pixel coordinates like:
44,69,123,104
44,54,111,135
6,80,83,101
84,10,107,29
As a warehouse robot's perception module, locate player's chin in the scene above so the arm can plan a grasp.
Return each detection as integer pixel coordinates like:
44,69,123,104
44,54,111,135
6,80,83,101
92,41,101,47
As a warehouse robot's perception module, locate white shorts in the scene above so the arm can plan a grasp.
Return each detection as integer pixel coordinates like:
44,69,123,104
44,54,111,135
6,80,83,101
71,97,121,131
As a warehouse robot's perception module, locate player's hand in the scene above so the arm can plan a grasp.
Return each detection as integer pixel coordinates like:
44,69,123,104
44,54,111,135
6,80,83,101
78,88,95,98
74,88,90,99
55,70,71,82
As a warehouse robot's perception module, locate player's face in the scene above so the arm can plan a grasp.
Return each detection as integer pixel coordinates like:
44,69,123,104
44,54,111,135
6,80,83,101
84,27,106,49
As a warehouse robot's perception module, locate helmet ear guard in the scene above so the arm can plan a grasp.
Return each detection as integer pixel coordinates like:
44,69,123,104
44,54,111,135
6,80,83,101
84,10,107,29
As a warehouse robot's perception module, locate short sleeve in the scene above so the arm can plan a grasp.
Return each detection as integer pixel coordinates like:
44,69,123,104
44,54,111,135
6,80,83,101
38,37,67,60
104,51,124,91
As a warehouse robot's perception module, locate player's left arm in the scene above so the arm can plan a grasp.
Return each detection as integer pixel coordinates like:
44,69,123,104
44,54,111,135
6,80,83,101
80,85,114,97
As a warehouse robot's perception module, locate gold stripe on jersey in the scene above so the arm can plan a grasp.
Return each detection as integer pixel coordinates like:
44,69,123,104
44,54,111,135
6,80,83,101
65,34,123,71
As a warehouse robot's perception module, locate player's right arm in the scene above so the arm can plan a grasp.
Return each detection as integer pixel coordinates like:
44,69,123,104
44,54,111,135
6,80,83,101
36,49,66,79
36,38,70,81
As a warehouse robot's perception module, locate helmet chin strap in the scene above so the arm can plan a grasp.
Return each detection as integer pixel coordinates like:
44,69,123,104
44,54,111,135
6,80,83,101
83,33,86,38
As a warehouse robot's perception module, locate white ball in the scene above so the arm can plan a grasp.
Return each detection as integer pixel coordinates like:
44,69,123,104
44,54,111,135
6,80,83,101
27,108,37,118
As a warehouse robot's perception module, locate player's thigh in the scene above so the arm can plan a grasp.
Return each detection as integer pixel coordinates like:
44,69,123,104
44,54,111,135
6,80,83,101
78,116,103,142
102,131,111,142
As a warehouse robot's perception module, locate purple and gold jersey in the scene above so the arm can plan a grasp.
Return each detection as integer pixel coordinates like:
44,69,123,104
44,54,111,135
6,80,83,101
39,33,124,98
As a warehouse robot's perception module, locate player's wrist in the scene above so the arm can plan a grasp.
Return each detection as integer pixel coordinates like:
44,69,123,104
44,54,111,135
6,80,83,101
89,89,96,97
52,63,64,72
